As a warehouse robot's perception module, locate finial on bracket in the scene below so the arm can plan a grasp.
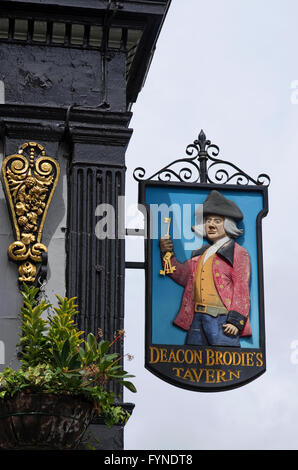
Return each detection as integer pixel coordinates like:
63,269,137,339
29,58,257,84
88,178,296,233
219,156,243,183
133,130,270,186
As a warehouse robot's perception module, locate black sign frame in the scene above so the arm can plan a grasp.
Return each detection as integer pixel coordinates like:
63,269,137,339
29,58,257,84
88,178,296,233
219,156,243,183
138,180,268,392
133,130,270,392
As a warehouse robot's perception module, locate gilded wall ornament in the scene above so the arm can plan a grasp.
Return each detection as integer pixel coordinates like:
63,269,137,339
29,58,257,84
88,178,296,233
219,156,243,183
1,142,60,284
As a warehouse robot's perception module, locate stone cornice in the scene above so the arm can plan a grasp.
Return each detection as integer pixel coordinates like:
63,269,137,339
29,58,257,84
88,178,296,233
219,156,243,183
0,104,133,146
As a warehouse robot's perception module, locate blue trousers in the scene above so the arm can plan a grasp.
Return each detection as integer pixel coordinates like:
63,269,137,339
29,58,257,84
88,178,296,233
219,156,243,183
185,313,240,347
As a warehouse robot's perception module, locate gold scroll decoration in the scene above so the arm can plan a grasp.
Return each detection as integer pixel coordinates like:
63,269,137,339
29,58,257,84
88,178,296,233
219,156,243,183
159,217,176,276
1,142,60,283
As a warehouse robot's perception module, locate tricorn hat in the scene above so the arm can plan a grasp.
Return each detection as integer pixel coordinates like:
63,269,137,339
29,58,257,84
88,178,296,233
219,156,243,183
203,190,243,221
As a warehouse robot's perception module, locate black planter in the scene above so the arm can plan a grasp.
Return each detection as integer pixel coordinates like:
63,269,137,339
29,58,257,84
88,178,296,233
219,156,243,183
0,392,95,450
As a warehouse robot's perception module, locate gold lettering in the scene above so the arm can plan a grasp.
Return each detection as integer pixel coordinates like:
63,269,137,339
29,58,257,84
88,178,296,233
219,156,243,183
183,369,195,382
149,346,159,364
176,349,185,363
223,351,232,365
172,367,241,384
172,367,184,377
246,352,254,366
191,368,204,382
150,346,262,372
229,370,241,380
216,370,228,382
256,352,263,367
167,349,176,362
216,369,230,383
241,352,246,366
185,349,194,364
193,350,203,364
215,350,224,365
232,351,242,366
206,348,215,366
205,369,216,383
160,348,167,362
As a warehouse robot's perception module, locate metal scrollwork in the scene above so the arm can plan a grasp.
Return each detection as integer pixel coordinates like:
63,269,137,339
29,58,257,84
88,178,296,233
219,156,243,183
2,142,60,284
133,130,270,187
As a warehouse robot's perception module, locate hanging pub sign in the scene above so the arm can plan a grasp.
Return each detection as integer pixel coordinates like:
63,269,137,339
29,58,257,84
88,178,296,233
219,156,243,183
133,130,270,392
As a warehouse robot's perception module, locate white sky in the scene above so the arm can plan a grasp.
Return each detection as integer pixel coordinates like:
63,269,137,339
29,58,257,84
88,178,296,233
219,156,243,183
123,0,298,450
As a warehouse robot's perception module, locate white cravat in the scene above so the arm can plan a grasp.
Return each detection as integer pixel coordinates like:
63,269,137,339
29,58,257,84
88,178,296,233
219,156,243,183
202,236,231,265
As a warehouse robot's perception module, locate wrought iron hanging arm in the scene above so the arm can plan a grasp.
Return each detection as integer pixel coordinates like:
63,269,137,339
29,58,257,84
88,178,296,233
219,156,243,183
133,130,270,186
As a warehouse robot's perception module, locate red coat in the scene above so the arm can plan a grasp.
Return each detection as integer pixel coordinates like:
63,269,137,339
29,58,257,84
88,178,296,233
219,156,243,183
168,240,251,337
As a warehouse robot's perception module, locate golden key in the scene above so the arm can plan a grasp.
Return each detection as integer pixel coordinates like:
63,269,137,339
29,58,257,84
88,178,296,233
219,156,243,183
160,217,176,276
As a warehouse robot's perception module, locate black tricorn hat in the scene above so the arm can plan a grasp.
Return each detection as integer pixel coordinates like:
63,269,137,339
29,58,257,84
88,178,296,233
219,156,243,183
203,190,243,221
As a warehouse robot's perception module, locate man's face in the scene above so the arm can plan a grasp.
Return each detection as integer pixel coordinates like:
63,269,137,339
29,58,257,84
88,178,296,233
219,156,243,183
205,215,226,243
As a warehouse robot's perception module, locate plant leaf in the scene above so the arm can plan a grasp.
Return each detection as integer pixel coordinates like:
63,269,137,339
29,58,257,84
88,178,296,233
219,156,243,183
98,340,111,355
118,380,137,393
61,339,71,365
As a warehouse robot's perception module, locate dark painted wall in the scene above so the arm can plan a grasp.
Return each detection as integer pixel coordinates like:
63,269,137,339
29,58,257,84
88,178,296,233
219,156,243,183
0,45,126,110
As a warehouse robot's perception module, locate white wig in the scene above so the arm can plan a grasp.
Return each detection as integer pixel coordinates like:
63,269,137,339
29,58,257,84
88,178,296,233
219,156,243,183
192,217,243,239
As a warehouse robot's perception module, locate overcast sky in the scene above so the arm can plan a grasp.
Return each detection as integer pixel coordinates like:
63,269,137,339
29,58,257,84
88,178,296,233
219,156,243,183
122,0,298,450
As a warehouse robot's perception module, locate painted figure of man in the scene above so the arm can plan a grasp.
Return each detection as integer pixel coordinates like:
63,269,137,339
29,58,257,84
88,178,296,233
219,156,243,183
159,190,251,347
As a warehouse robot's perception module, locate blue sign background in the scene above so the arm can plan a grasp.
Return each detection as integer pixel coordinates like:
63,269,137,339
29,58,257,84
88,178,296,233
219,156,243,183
145,185,264,348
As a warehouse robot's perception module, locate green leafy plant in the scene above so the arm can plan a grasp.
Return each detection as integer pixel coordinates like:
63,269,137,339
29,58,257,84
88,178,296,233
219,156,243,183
0,284,136,427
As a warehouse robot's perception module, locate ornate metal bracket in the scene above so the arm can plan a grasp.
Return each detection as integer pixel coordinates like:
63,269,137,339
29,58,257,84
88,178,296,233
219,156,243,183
1,142,60,285
133,130,270,186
